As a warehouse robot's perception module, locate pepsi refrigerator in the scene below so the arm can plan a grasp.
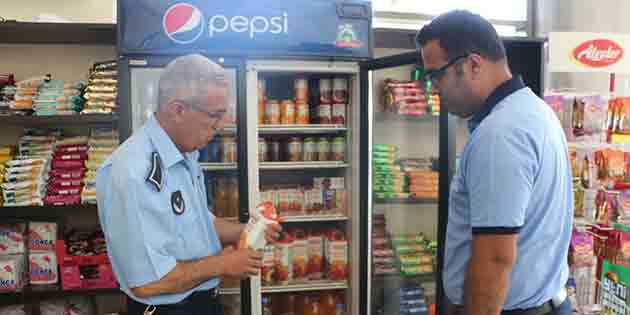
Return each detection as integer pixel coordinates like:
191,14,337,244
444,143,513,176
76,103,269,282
116,1,461,315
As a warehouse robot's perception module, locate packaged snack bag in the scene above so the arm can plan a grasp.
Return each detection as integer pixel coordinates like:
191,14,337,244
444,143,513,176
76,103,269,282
274,233,293,285
325,229,348,281
0,255,26,291
29,252,58,285
28,222,57,252
307,229,324,280
238,202,280,250
0,223,26,255
290,228,308,283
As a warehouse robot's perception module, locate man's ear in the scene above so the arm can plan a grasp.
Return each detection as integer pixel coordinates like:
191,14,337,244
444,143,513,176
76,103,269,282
165,100,187,122
468,54,483,80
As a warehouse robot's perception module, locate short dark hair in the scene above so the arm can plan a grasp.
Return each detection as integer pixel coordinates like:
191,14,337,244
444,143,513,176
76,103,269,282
416,10,506,62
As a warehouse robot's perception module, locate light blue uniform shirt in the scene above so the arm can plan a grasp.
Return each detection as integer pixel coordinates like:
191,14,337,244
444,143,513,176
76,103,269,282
444,77,573,309
96,116,222,305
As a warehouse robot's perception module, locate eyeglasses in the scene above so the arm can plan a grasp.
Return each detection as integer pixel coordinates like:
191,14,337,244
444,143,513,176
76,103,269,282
423,54,470,85
176,99,230,121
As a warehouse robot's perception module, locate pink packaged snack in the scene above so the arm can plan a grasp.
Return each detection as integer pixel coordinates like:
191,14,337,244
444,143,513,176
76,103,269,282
373,249,394,257
570,231,594,267
0,224,26,255
0,255,26,291
29,252,58,285
48,168,85,180
28,222,57,252
43,195,81,206
51,160,84,169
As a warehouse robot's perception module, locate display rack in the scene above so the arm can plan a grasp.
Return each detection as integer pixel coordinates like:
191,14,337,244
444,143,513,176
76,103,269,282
261,281,348,293
0,114,118,127
279,214,348,223
258,125,347,134
259,161,349,170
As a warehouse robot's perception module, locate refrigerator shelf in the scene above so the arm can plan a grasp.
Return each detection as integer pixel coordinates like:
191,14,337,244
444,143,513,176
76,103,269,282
374,111,439,123
217,126,237,135
260,161,348,170
200,163,238,171
373,198,438,205
372,273,436,282
219,287,240,295
279,213,348,222
261,281,348,293
259,124,347,134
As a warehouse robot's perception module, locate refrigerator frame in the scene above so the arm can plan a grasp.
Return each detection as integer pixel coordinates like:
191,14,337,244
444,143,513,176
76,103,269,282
359,51,457,315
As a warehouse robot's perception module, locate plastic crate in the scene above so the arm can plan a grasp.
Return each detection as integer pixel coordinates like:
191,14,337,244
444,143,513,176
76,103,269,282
55,240,117,290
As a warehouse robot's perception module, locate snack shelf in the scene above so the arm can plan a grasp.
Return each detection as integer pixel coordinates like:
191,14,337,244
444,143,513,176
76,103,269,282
0,287,121,301
373,198,438,205
279,213,348,223
0,204,98,217
374,111,439,123
200,163,238,171
0,114,118,126
261,281,348,293
372,273,436,282
259,161,348,170
259,124,347,134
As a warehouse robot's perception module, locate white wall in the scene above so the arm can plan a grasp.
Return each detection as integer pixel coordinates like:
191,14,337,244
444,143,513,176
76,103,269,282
2,0,116,23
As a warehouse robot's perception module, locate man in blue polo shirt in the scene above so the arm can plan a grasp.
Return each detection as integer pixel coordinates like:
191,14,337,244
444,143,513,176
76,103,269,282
417,11,573,315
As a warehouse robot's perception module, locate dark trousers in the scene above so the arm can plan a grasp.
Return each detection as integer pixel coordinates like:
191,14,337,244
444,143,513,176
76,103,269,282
127,295,224,315
447,299,572,315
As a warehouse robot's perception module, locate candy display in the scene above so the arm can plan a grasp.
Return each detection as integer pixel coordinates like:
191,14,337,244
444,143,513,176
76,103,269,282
381,79,440,117
33,80,85,116
372,214,396,275
383,286,430,315
43,136,88,206
391,233,435,276
82,60,117,114
544,92,609,143
81,128,118,204
0,74,16,116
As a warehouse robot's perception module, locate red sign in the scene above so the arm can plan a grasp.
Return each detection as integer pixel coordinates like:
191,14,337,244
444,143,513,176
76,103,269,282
572,39,624,68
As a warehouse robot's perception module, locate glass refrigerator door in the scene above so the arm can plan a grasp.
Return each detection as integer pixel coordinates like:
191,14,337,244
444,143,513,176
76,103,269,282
360,52,455,315
126,56,246,315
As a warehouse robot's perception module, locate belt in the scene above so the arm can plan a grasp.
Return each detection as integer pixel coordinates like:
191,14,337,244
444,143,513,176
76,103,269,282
173,287,220,305
454,288,567,315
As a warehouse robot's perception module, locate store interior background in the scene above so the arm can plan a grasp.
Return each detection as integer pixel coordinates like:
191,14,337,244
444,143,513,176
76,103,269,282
0,0,621,314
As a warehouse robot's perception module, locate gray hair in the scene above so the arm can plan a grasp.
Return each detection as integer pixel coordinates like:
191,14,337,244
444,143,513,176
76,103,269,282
157,54,227,111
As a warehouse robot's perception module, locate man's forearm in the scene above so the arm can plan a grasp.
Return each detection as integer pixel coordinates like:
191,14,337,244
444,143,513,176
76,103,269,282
214,218,245,245
464,234,517,315
131,255,225,299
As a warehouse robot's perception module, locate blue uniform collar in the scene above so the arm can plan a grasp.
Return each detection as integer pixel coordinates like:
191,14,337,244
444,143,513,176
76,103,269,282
467,75,526,134
146,115,185,169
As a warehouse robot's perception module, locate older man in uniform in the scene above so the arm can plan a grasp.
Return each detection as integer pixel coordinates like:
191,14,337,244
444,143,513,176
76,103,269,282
417,10,573,315
96,54,281,315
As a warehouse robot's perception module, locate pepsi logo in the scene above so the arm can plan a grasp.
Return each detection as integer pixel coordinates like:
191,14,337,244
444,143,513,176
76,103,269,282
163,3,205,44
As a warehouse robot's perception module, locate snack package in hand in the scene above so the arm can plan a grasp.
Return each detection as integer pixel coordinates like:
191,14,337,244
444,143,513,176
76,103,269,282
238,202,280,250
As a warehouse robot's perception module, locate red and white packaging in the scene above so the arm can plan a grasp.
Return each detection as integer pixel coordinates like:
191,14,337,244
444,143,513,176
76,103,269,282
332,78,348,103
238,202,280,250
307,229,324,280
0,255,26,291
274,233,293,285
0,224,26,255
325,229,348,281
29,252,58,285
290,229,308,283
28,222,57,252
261,245,275,286
319,79,332,104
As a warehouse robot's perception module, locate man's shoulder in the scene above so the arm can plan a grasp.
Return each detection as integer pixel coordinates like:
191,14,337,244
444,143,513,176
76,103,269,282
98,130,152,184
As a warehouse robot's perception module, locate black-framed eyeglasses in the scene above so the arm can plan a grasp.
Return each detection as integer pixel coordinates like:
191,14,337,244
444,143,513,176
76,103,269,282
423,54,470,84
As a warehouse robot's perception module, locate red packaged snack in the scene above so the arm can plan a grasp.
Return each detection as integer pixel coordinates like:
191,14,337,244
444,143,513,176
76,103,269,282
48,178,83,188
53,152,88,161
55,145,89,154
290,228,308,283
47,186,82,196
43,195,81,206
307,229,324,280
49,168,85,180
52,159,84,169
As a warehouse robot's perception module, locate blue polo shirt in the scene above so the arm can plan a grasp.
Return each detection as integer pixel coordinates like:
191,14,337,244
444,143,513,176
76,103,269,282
444,76,573,309
96,116,223,305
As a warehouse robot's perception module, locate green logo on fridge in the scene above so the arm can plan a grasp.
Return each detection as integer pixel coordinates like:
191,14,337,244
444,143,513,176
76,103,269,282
335,24,362,49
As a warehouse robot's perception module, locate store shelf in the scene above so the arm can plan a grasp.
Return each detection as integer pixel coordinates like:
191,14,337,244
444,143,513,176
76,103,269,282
261,281,348,293
373,273,435,282
200,162,238,171
219,288,240,295
0,114,118,127
374,111,439,123
217,126,237,135
0,21,116,45
260,161,348,170
259,124,347,134
280,213,348,223
374,198,438,205
0,204,97,218
0,287,121,302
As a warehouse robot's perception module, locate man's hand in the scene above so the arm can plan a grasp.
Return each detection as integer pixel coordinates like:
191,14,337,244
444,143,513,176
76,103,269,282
218,246,263,278
264,222,283,245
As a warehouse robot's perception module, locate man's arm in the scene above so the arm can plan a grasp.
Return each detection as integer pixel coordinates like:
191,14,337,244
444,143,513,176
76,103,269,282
131,248,261,299
464,234,518,315
214,217,245,245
